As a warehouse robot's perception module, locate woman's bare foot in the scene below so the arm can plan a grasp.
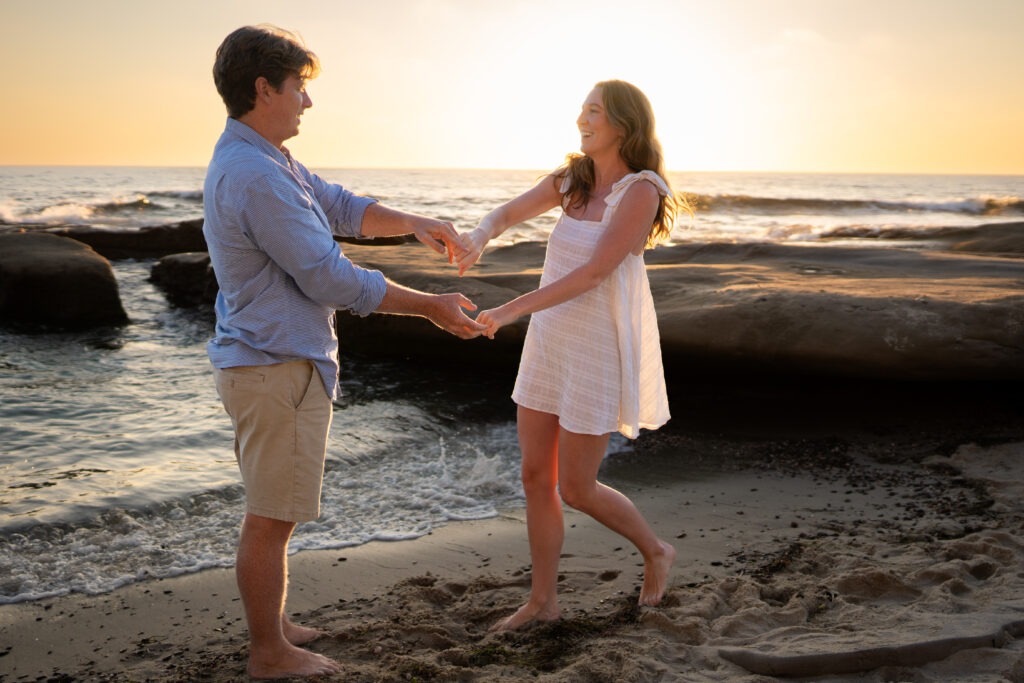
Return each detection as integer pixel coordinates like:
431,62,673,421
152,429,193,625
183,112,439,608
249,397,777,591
639,541,676,606
282,616,322,646
248,642,341,679
489,600,561,632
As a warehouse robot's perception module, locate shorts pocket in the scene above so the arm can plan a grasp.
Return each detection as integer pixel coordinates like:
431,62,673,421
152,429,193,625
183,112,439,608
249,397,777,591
296,363,327,411
218,366,267,393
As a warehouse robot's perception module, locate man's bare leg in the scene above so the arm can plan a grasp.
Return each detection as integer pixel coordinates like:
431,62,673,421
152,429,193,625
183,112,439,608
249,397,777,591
237,513,340,679
281,615,322,646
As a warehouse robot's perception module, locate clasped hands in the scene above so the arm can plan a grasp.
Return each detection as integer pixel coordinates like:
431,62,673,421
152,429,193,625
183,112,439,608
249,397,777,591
412,218,516,340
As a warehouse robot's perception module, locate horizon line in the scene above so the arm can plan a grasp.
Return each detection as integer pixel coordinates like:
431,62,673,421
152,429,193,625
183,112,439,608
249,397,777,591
1,163,1023,178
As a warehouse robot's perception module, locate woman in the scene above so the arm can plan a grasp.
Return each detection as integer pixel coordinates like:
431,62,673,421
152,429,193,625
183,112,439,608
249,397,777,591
457,80,692,631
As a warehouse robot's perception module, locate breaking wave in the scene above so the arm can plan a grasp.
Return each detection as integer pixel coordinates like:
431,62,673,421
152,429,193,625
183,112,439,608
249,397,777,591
1,190,203,227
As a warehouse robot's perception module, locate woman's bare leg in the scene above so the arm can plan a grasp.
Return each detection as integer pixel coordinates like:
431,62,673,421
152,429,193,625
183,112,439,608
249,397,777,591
490,406,564,631
556,429,676,606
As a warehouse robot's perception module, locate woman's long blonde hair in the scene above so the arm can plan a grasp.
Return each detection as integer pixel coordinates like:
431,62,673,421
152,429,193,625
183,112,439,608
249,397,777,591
555,80,693,248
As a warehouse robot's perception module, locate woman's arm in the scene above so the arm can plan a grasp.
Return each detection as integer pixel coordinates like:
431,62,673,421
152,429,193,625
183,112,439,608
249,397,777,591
457,173,563,276
477,180,660,338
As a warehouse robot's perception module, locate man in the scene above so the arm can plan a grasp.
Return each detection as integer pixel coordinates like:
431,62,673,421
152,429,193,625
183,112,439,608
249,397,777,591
204,25,485,679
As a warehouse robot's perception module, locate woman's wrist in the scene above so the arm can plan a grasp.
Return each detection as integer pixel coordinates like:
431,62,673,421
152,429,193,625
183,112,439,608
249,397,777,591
470,225,492,245
502,297,528,321
475,214,503,241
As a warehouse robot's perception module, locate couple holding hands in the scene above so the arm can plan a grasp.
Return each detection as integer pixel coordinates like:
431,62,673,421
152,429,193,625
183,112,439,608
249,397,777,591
205,24,690,679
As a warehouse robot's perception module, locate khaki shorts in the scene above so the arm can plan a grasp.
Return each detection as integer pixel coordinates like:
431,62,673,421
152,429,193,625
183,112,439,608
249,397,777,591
213,360,333,522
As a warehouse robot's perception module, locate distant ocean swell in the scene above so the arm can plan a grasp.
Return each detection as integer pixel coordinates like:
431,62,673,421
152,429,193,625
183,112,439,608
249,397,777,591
689,193,1024,216
4,188,1023,230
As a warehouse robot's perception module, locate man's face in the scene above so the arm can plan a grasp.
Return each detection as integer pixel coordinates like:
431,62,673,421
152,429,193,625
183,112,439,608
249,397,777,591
266,73,313,144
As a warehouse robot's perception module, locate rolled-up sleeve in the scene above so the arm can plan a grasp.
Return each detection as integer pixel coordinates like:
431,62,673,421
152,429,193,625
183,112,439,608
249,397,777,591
299,164,378,238
239,173,386,316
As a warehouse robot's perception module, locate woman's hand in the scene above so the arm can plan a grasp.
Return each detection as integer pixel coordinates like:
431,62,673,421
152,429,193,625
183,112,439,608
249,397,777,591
476,303,521,339
456,176,562,276
456,226,490,276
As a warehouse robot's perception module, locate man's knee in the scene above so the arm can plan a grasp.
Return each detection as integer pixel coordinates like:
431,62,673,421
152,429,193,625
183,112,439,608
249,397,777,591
241,512,297,545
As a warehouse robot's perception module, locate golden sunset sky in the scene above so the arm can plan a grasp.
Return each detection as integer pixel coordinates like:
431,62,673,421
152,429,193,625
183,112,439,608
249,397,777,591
2,0,1022,173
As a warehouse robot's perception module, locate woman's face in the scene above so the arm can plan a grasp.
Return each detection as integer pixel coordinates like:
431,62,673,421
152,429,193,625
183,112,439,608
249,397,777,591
576,87,621,157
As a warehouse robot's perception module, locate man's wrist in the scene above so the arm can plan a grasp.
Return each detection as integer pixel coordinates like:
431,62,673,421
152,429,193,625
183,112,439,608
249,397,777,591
418,291,443,319
379,280,434,316
404,213,427,235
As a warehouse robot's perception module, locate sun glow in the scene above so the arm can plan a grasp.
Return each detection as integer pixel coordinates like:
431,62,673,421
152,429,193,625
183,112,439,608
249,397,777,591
1,0,1022,173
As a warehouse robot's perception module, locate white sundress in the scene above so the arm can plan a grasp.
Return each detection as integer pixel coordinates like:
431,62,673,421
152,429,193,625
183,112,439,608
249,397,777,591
511,170,671,439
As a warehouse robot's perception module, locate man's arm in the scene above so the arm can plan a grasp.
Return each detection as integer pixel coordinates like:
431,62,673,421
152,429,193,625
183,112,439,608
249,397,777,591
240,178,484,338
375,278,487,339
239,173,386,316
299,164,466,262
360,203,467,263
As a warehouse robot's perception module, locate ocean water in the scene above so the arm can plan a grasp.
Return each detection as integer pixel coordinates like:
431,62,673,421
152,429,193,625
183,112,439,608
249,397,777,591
0,166,1021,604
2,166,1022,243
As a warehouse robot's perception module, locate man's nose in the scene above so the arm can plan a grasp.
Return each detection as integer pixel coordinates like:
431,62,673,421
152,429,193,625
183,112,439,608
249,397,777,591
303,91,313,109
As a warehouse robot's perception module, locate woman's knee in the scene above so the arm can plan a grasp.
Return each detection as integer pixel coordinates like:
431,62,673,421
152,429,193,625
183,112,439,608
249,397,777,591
558,480,595,511
521,465,556,495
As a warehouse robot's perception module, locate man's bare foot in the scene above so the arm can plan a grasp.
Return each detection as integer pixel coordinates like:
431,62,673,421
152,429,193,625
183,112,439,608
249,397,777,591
282,616,322,646
489,600,560,632
248,642,341,680
639,540,676,606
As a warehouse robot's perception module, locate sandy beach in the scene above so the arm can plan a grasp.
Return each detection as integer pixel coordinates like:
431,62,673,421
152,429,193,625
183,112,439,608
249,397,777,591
2,380,1022,682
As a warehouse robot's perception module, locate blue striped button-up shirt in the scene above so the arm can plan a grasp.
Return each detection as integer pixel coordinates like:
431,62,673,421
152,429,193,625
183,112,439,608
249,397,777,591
203,118,386,398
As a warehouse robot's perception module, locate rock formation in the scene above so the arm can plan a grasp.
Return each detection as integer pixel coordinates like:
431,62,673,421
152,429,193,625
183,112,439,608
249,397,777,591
0,232,128,330
146,238,1024,381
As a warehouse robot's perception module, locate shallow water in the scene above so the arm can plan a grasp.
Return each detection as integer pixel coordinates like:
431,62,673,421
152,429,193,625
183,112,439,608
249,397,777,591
0,260,530,603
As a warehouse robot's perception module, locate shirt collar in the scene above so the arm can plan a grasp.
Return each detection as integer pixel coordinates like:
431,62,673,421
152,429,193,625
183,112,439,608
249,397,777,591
224,117,289,166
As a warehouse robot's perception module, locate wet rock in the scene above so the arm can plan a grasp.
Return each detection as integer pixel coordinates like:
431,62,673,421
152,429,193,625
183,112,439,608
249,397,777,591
150,252,218,307
48,219,415,261
819,221,1024,257
0,232,128,330
145,238,1024,380
49,219,207,260
640,241,1024,380
338,240,1024,380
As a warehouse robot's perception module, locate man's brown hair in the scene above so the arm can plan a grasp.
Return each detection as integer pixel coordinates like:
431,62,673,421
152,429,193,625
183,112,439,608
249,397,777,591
213,25,320,118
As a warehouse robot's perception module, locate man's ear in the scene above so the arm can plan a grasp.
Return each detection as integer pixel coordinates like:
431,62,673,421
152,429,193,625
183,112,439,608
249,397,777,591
254,76,271,103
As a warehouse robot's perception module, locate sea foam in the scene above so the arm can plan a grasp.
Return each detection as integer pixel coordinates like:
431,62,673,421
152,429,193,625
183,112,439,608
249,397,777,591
0,414,524,604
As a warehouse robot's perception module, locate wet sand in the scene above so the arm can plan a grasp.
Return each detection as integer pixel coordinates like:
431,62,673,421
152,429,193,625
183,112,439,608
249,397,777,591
3,380,1023,682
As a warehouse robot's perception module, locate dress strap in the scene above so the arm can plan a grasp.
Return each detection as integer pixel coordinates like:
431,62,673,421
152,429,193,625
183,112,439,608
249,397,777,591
604,170,672,208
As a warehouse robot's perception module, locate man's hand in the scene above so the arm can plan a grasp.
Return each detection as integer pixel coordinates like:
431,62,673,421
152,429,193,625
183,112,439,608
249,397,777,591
412,218,469,264
476,303,521,340
426,293,488,339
